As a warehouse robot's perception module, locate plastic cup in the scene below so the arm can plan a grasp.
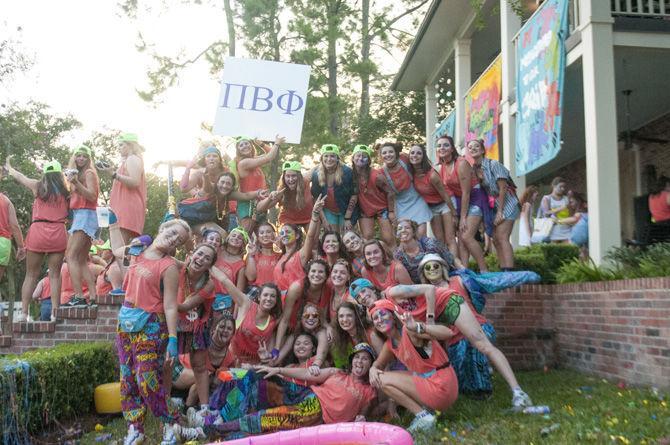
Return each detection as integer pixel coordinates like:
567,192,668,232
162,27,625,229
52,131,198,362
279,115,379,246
96,206,110,228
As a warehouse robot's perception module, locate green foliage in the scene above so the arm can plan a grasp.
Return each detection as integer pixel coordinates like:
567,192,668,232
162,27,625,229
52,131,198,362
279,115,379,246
485,244,580,284
555,258,624,284
557,243,670,283
0,342,117,432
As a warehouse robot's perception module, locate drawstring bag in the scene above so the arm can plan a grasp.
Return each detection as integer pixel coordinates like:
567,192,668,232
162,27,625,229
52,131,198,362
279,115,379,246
177,197,216,226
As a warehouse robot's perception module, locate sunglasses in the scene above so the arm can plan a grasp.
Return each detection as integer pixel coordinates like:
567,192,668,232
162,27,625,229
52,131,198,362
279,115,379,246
436,143,452,148
423,262,442,272
302,313,319,320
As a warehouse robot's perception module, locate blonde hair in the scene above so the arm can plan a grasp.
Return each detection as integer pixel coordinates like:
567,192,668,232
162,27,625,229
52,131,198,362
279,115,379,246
317,155,343,187
159,218,192,239
124,141,144,156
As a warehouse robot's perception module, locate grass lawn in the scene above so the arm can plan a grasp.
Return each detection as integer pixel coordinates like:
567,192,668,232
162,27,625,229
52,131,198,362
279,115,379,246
80,369,669,445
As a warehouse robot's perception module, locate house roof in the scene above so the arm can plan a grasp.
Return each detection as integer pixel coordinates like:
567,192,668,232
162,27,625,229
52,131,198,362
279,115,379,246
391,0,473,91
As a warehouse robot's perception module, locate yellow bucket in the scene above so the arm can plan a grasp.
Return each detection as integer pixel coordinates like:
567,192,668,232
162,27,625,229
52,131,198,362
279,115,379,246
94,382,122,414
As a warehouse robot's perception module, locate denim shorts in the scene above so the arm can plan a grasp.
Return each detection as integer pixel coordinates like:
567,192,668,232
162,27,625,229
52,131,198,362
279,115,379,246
69,209,100,240
468,204,483,217
40,299,53,321
323,208,346,226
429,201,452,216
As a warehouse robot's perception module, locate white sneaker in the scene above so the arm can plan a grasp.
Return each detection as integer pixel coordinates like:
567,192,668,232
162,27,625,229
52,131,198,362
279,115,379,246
123,425,145,445
172,423,205,441
160,423,177,445
407,411,436,433
186,407,203,427
512,389,533,408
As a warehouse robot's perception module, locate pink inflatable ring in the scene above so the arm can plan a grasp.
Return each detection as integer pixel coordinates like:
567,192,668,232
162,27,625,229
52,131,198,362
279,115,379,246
207,422,413,445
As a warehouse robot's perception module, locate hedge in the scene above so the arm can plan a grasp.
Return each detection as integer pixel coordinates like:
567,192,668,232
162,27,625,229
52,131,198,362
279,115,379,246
483,244,580,283
0,342,117,434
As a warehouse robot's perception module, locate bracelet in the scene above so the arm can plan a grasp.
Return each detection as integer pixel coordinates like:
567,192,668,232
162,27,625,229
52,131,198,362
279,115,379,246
426,313,435,320
344,217,351,221
416,323,424,334
112,172,118,180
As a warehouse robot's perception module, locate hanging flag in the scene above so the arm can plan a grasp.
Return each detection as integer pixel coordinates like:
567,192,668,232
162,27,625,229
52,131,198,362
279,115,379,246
515,0,569,175
464,55,502,160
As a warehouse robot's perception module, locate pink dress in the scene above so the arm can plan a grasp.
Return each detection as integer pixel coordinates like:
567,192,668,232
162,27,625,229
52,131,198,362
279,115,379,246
25,194,69,253
110,156,147,236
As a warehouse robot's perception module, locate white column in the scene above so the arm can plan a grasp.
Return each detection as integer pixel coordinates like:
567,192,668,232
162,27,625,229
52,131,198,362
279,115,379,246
500,0,525,247
580,0,621,264
454,39,471,149
425,84,439,162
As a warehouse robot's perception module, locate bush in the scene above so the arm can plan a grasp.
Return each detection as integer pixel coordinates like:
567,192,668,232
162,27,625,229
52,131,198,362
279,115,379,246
0,342,117,433
556,242,670,283
485,244,580,283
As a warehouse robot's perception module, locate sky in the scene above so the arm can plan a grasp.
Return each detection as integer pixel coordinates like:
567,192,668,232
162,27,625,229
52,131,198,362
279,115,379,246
2,0,232,175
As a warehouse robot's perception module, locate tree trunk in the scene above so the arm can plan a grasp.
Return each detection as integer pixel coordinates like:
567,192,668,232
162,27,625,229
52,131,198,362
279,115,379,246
327,0,339,137
359,0,371,122
224,0,236,56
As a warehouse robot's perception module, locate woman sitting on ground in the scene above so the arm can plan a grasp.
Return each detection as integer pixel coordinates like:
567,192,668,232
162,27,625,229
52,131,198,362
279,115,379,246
368,299,458,433
385,257,534,409
330,301,383,368
203,343,377,437
393,218,460,284
275,303,330,373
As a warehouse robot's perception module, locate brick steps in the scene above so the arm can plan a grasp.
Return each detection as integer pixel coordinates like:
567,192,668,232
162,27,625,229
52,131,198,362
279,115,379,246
1,293,122,355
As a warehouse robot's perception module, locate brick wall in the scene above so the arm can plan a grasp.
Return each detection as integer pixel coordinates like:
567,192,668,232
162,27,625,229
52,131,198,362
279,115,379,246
486,277,670,388
0,294,122,355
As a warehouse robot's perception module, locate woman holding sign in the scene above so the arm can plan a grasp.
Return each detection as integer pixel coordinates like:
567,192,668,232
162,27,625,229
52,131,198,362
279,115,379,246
233,136,284,232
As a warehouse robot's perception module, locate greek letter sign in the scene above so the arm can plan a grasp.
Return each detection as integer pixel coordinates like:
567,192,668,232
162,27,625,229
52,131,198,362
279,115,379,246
213,57,311,144
515,0,568,175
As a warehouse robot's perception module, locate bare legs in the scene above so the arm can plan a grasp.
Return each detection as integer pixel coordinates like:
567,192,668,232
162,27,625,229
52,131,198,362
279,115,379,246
67,231,97,302
359,216,395,248
459,215,487,272
20,251,64,320
493,219,515,269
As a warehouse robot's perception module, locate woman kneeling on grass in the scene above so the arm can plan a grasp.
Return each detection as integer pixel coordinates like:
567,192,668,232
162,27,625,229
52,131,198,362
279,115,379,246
201,343,377,437
368,299,458,433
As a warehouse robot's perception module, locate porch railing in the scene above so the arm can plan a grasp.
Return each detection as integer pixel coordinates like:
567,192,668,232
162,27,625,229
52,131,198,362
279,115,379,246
611,0,670,17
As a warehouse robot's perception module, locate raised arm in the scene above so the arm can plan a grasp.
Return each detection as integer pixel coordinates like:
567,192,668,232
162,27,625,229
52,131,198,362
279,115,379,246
275,282,302,350
237,136,284,176
299,194,325,265
210,266,251,316
5,156,39,194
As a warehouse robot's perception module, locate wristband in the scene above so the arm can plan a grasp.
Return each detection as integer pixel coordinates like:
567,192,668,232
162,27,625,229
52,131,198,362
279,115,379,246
426,313,435,319
112,172,118,180
271,348,280,359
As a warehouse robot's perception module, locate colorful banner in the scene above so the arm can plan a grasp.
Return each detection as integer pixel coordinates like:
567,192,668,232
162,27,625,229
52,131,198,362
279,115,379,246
433,110,456,141
464,55,502,160
515,0,569,175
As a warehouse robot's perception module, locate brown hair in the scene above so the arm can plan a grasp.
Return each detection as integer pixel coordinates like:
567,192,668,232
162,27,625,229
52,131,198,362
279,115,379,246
519,185,539,205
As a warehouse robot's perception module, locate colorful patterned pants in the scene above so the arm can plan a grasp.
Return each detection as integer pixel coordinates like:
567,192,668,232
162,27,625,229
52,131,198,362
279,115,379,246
447,321,496,395
116,315,178,431
210,370,322,434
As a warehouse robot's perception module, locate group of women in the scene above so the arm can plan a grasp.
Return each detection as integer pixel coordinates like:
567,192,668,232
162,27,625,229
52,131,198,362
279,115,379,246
3,134,539,444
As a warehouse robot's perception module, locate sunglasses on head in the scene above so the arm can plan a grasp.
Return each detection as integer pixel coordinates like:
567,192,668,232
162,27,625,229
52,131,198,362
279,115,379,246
423,262,442,272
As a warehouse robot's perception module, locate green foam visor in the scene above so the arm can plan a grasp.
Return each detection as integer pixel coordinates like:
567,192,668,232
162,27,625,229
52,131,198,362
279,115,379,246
43,160,62,174
320,144,340,156
118,133,138,143
282,160,303,172
74,144,92,157
352,144,372,157
230,227,250,243
236,136,253,143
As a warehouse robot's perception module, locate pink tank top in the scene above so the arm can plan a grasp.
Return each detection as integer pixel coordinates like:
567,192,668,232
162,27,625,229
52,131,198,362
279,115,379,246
388,327,449,373
238,163,267,193
70,169,100,210
251,251,281,286
230,302,277,364
279,188,314,225
110,156,147,236
362,261,399,291
439,157,477,197
357,169,388,217
413,171,442,204
273,252,306,292
123,253,176,314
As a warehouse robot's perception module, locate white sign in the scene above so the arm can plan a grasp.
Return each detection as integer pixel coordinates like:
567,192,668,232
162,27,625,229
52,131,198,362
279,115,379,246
213,57,311,144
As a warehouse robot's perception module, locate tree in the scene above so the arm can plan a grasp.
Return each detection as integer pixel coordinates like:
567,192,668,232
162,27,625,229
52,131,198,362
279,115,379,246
0,24,34,85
